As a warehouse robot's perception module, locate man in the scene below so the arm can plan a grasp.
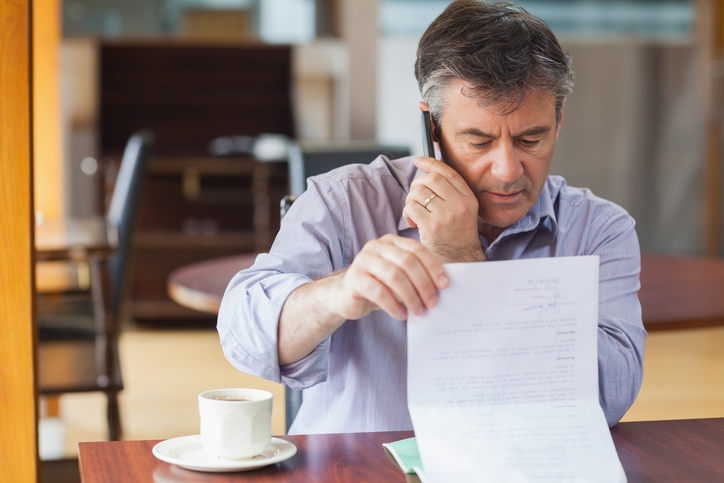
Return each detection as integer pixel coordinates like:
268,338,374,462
218,0,646,434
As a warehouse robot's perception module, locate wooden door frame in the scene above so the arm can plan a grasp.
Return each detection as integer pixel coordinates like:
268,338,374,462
0,0,39,481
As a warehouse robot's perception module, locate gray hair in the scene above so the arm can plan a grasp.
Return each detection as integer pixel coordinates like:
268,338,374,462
415,0,574,126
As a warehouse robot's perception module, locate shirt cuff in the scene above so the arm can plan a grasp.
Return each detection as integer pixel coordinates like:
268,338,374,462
280,337,330,390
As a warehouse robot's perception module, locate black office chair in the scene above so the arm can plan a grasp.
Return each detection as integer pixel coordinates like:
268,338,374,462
281,141,410,217
37,130,153,442
281,141,410,432
287,141,410,196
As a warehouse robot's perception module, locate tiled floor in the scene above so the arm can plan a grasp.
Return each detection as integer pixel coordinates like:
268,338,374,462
53,324,724,458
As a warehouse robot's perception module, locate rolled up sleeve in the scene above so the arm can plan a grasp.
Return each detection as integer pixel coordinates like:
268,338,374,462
217,176,349,389
217,179,349,389
218,269,312,383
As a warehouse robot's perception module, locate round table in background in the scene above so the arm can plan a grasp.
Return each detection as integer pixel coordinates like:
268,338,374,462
168,253,724,331
167,253,258,314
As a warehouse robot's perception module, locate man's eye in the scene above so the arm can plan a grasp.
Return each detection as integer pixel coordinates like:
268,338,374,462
470,141,491,149
519,139,540,147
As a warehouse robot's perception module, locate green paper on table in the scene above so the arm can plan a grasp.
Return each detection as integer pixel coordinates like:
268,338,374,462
382,437,427,483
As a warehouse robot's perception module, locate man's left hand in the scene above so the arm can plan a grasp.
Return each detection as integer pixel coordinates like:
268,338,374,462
403,156,486,263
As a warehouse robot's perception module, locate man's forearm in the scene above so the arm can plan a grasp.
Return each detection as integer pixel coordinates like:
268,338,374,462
278,272,347,366
277,235,449,366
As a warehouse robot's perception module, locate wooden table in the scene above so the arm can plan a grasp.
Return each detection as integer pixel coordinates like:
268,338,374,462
167,253,258,314
168,252,724,331
77,419,724,482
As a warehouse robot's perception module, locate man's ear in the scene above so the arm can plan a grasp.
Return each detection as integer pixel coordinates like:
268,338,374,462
419,101,440,143
555,100,565,139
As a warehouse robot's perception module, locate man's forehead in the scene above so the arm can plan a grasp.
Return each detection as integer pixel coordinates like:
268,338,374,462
445,79,556,115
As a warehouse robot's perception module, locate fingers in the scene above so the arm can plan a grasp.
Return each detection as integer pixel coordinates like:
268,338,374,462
405,158,482,263
404,198,433,229
403,181,446,230
346,265,409,320
381,235,448,297
344,235,449,320
408,184,442,210
385,235,449,289
354,254,422,320
421,193,437,209
405,156,478,228
413,156,474,199
403,185,438,228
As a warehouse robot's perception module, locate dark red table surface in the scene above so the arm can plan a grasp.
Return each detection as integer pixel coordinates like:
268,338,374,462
78,419,724,483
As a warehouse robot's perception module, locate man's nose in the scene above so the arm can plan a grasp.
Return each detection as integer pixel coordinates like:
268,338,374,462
490,143,524,184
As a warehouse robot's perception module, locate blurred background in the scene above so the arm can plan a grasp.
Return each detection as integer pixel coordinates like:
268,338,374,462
33,0,724,481
53,0,720,257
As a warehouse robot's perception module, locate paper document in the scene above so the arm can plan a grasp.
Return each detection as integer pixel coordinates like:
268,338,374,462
407,256,626,483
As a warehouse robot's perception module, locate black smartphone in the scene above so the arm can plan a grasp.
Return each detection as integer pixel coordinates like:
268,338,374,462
421,111,435,158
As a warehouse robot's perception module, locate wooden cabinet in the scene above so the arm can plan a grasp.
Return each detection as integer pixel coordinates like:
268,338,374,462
99,41,293,324
99,41,295,158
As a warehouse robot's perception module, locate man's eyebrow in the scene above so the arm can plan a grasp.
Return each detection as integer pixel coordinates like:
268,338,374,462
457,125,554,138
457,127,494,138
515,125,553,137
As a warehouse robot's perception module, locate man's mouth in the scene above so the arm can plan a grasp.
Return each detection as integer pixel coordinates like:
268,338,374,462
484,190,523,203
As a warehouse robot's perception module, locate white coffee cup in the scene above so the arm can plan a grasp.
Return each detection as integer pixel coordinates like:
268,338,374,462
199,388,273,460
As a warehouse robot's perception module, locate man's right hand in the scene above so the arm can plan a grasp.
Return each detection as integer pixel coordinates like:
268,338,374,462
278,234,449,365
328,234,450,321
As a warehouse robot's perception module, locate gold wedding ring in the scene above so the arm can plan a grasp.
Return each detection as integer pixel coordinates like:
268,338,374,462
422,193,437,209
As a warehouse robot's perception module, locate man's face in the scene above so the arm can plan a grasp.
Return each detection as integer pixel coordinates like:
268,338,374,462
433,79,562,240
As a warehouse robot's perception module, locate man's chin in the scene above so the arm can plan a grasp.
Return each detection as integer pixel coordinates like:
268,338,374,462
479,210,528,232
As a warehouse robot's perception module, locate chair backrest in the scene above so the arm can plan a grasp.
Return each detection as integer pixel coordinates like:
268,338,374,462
288,142,410,196
107,130,154,316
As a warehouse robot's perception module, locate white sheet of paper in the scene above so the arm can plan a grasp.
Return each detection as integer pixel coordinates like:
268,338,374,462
407,256,626,483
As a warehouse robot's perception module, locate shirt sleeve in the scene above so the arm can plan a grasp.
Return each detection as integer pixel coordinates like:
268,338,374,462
217,176,349,389
587,205,647,427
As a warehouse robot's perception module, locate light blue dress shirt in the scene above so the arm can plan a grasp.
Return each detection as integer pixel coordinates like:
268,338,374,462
218,155,646,434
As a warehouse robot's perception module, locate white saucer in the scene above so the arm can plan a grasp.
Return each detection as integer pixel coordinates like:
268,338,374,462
152,435,297,473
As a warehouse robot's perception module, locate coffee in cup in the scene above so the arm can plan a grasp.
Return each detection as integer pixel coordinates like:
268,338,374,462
199,388,273,460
